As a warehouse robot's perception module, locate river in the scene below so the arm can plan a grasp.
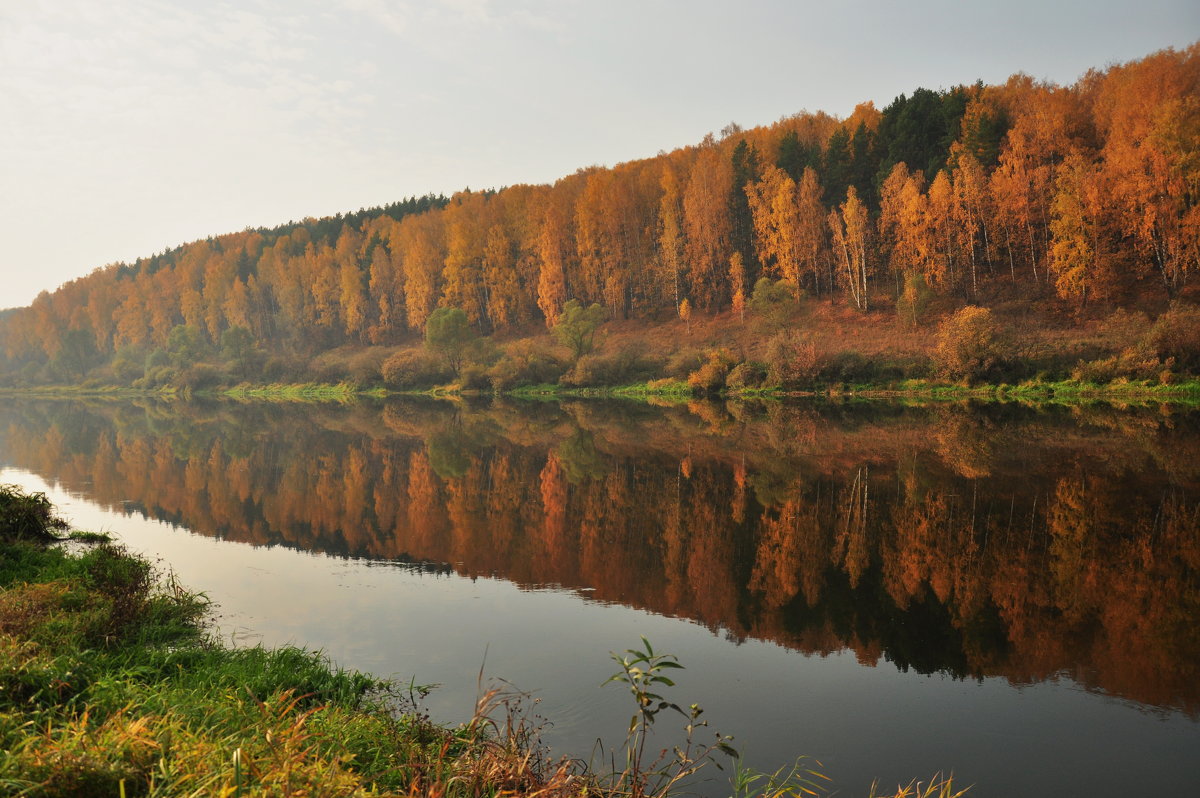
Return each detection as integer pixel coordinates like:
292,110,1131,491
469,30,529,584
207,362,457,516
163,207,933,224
1,396,1197,796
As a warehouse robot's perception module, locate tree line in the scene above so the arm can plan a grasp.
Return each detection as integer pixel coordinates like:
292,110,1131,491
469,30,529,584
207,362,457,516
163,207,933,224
1,45,1196,383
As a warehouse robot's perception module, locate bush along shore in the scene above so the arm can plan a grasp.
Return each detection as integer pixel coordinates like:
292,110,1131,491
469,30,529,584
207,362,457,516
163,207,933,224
0,483,967,797
3,297,1200,407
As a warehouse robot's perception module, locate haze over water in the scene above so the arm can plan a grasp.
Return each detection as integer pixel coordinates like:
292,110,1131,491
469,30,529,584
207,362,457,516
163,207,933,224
2,397,1198,797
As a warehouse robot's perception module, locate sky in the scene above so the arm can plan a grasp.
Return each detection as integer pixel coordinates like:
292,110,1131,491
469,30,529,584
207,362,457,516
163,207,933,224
1,0,1197,309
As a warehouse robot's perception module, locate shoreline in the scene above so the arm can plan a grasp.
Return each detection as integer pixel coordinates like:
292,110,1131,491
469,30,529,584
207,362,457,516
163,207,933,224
2,376,1199,405
0,485,964,797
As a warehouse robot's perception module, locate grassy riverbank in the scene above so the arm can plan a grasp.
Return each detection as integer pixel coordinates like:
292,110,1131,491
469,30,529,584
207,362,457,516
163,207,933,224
1,484,965,797
6,375,1200,407
0,486,579,796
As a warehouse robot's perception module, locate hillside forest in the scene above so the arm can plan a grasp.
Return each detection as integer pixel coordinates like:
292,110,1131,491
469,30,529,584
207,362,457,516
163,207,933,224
1,45,1198,393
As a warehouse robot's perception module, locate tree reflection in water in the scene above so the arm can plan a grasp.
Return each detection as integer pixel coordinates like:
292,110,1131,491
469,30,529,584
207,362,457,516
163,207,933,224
2,396,1197,715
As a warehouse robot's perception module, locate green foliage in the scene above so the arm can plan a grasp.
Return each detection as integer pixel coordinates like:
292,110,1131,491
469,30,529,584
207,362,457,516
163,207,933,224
424,306,477,374
602,637,737,797
220,325,254,361
731,756,831,798
109,346,145,382
750,278,796,328
552,299,606,361
50,329,100,380
877,85,970,182
896,270,932,329
555,430,607,484
166,324,208,368
176,362,225,392
0,485,68,542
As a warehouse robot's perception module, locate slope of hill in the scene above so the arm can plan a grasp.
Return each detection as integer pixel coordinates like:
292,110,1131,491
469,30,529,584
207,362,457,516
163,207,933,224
1,45,1197,394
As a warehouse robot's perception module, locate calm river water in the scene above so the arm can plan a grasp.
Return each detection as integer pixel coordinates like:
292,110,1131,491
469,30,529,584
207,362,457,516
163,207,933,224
1,397,1198,796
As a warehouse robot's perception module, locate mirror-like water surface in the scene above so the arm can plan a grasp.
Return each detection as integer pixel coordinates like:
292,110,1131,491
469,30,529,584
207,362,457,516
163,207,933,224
2,397,1198,797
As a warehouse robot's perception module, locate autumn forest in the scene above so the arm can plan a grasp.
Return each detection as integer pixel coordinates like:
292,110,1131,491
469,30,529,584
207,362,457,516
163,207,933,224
1,46,1198,391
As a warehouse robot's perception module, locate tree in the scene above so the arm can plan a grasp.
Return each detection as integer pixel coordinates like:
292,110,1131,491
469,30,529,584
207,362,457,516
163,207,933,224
424,306,477,374
166,324,207,368
728,252,747,323
1049,150,1115,305
399,211,447,331
933,306,1006,381
877,162,929,288
683,145,734,309
552,299,605,361
482,224,520,329
220,325,255,379
745,166,801,288
658,163,687,311
536,192,572,326
829,186,871,310
52,328,100,380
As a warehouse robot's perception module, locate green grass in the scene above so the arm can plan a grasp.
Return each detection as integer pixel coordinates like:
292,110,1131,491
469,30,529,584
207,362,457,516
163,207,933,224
1,484,967,797
0,485,559,797
222,382,367,402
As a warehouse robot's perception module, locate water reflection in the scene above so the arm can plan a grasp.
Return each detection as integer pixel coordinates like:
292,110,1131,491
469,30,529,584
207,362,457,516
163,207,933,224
1,397,1198,717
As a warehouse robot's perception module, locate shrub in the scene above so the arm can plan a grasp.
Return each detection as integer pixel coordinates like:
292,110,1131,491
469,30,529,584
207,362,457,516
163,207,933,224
1100,307,1150,341
111,347,145,382
664,348,705,380
1146,302,1200,373
261,355,306,383
176,363,224,391
345,350,386,387
562,348,662,387
896,270,932,328
135,365,177,389
932,306,1007,382
1071,347,1165,383
487,343,568,391
725,361,768,391
750,278,797,328
456,363,492,391
381,350,454,389
763,331,822,387
686,350,737,394
819,351,880,384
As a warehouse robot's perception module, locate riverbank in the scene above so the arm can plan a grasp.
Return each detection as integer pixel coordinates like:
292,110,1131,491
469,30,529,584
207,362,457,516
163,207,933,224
0,485,967,797
3,375,1200,406
0,486,579,796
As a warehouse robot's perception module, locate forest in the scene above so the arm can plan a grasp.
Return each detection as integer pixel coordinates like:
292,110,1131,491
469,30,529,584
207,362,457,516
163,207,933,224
1,45,1197,393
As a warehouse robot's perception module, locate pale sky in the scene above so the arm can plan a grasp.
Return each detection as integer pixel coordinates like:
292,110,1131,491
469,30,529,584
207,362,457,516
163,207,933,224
1,0,1196,309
